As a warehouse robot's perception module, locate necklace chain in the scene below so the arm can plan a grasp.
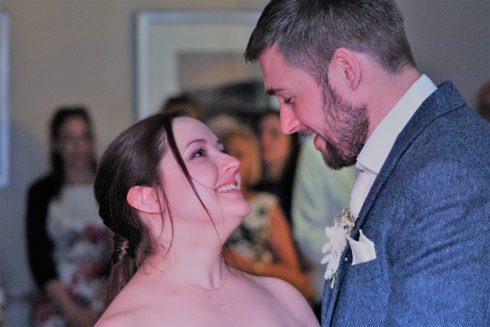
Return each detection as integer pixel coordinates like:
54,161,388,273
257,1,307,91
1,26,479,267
147,261,165,274
147,261,229,291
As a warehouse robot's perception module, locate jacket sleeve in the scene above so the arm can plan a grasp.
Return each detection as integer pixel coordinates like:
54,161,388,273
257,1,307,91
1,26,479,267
26,177,59,290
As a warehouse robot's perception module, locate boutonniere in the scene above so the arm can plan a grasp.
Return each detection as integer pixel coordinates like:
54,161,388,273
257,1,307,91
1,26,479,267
321,208,356,288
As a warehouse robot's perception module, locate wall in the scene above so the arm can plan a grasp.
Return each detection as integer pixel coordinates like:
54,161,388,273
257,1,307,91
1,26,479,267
396,0,490,105
0,0,487,325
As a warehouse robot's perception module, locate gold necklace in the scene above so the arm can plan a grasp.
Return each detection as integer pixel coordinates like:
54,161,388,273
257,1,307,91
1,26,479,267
147,261,165,274
147,261,229,292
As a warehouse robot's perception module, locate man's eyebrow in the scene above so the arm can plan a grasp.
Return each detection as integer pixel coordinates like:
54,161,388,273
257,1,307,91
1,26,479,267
266,88,278,96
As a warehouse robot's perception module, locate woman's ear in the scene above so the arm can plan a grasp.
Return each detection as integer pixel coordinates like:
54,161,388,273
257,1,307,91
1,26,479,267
127,186,162,214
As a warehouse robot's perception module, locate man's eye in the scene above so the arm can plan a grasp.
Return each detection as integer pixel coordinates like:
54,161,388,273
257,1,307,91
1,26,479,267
192,148,206,158
284,97,293,105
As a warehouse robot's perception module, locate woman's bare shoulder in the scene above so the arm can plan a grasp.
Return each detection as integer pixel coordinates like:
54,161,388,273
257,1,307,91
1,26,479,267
94,279,158,326
95,309,143,327
230,268,305,302
95,294,158,327
251,275,320,327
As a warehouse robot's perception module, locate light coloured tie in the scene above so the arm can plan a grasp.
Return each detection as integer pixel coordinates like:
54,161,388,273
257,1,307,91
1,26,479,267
349,168,377,218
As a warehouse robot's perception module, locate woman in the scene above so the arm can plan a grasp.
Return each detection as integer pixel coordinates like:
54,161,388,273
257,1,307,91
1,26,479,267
256,109,301,225
26,106,110,327
93,112,318,326
222,124,314,301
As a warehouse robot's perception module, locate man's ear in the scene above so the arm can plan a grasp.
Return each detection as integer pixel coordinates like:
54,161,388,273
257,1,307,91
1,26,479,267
328,48,361,90
127,186,162,214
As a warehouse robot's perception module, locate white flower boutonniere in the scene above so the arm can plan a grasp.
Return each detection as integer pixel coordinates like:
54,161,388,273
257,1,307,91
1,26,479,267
321,208,356,288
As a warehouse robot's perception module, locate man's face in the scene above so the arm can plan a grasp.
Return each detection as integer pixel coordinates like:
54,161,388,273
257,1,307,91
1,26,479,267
259,45,368,169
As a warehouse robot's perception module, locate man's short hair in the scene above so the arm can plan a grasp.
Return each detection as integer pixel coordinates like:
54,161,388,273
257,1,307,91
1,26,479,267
245,0,416,83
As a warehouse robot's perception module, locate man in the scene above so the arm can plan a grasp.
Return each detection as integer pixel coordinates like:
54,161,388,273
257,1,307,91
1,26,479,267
245,1,490,326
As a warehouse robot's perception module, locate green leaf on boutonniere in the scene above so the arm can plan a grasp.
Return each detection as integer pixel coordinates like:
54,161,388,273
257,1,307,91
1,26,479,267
330,272,337,289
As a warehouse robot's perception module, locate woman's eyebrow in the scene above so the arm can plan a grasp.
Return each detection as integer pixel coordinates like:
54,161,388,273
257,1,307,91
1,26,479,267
184,138,206,150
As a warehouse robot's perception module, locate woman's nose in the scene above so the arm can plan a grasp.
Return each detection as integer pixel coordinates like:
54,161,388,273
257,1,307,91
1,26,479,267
222,152,240,173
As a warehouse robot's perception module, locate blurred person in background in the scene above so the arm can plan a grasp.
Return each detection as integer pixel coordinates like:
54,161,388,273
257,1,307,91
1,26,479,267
476,80,490,122
222,124,314,303
255,109,301,226
26,106,110,327
160,92,203,121
205,113,241,141
0,273,6,327
292,136,356,320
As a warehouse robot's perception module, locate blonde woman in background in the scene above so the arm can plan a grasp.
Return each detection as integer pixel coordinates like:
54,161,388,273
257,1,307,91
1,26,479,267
223,124,314,303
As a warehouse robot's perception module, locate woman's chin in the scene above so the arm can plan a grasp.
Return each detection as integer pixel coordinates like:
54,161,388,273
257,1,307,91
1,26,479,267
239,201,252,217
226,200,252,221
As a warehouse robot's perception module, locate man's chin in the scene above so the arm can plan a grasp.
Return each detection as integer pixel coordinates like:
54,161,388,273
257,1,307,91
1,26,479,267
321,154,347,170
313,135,356,169
322,146,356,170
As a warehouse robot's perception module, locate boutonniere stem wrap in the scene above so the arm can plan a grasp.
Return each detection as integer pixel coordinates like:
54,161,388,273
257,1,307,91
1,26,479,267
321,208,356,288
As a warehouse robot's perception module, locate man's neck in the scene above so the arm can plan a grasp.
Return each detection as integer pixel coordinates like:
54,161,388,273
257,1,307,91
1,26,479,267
365,67,421,137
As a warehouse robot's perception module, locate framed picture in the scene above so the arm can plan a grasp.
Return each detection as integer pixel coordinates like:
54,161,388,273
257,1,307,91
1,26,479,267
134,11,266,120
0,12,9,188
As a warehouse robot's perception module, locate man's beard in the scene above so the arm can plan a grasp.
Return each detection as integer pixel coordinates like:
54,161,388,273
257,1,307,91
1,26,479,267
319,84,369,170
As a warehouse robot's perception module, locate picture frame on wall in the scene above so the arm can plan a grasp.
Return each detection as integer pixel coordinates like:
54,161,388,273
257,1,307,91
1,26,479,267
0,12,9,188
134,11,267,121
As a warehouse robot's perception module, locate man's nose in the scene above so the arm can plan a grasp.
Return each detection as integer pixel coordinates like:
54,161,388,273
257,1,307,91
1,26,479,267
280,107,301,134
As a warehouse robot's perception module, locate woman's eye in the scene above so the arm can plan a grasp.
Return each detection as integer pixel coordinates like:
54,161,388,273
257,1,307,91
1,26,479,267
284,97,293,105
191,148,206,159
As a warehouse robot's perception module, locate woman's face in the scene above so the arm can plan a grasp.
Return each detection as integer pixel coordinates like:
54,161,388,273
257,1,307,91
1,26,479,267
55,117,94,171
159,117,250,226
259,114,292,166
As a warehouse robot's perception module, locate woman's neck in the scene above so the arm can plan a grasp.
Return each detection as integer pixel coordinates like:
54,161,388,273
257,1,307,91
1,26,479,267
144,248,229,291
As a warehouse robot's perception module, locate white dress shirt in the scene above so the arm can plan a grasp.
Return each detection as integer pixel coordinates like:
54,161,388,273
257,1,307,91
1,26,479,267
349,74,437,217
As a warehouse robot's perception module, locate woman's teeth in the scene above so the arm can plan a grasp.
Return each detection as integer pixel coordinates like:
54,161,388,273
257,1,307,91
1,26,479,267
217,184,238,192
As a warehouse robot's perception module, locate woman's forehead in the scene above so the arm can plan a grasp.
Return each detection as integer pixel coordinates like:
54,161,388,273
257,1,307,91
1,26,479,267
172,117,217,144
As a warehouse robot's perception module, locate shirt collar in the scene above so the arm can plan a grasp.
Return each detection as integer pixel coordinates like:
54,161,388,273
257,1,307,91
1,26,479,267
356,74,437,174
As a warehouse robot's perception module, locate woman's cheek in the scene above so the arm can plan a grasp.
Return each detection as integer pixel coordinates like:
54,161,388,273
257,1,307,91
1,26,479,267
188,162,216,185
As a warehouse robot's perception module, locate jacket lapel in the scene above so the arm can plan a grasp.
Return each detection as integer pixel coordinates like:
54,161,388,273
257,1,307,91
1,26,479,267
321,81,465,326
355,82,464,235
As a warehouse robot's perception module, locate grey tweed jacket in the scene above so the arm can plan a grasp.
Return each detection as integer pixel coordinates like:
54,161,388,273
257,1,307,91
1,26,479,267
321,82,490,327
